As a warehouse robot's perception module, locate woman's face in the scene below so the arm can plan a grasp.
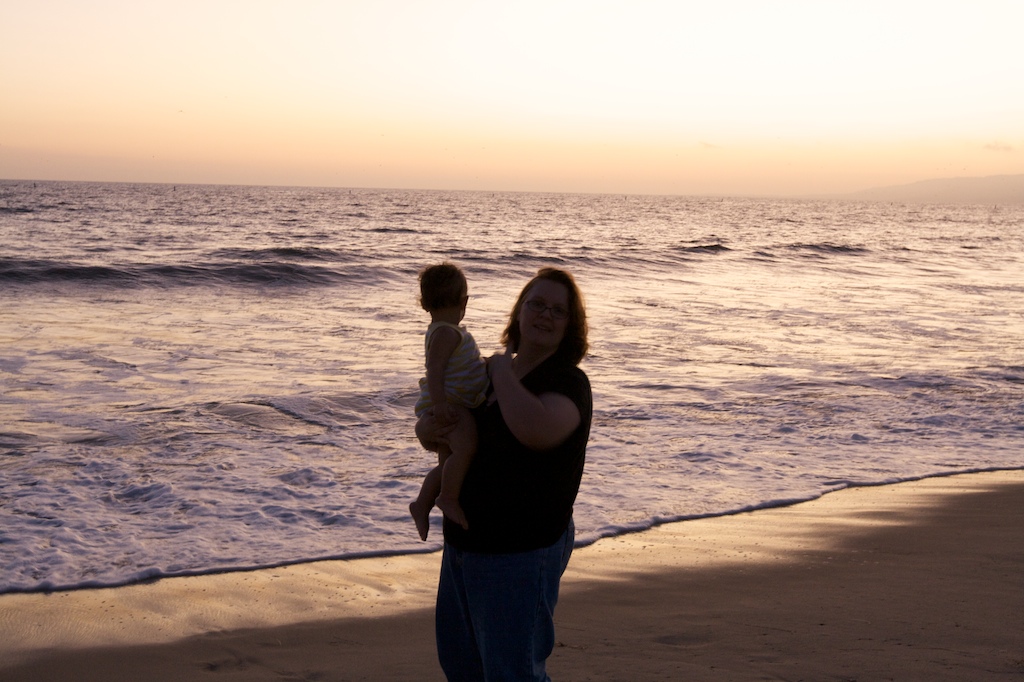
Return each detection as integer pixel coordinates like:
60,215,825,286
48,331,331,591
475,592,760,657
518,279,570,352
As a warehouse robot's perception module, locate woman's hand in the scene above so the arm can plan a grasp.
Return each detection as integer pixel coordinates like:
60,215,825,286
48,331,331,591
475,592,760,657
415,410,457,452
486,344,514,380
433,400,456,426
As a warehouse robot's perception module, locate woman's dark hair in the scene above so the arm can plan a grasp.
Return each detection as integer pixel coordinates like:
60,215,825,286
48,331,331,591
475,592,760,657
419,262,467,311
501,267,588,365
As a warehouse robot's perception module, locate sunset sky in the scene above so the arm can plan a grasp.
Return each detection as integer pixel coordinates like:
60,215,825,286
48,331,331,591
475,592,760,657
2,0,1022,196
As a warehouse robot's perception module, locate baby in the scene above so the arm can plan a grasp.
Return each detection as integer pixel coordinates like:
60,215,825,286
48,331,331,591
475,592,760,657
409,263,489,541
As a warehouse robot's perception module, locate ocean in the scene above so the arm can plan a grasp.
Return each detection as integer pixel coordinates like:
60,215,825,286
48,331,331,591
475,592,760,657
2,179,1022,593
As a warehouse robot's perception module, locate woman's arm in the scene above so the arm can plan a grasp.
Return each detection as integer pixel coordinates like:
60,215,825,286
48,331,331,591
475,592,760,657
488,350,581,451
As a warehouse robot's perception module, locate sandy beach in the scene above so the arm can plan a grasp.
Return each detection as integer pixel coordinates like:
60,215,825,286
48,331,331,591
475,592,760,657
2,470,1022,681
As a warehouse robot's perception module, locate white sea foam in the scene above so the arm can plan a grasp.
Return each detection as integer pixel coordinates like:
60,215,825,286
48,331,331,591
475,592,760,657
1,181,1022,592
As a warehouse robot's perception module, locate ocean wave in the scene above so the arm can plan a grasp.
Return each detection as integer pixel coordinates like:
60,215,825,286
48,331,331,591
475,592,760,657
0,257,366,288
677,243,731,254
365,226,421,233
210,246,350,262
785,242,870,255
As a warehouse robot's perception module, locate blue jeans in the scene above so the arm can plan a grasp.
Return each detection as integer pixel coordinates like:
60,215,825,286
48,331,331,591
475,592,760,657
436,521,575,682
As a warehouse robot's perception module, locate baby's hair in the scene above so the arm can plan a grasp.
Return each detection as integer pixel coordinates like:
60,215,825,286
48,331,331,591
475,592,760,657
419,262,467,311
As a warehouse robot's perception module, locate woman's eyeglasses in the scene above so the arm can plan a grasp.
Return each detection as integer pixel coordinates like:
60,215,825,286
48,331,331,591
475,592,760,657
525,299,569,320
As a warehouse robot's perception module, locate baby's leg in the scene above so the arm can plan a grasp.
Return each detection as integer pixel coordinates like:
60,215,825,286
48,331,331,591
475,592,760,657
434,406,477,531
410,443,449,541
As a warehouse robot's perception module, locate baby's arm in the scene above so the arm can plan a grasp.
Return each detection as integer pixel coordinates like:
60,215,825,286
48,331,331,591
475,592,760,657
425,325,461,425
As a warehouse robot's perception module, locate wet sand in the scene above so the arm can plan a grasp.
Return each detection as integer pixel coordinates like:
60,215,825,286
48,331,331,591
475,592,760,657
2,470,1022,681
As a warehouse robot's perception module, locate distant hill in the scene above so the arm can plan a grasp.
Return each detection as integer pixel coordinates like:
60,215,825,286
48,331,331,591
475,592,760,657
843,174,1024,205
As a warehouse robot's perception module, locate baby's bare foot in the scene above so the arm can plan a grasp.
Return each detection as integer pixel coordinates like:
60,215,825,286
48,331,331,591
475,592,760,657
409,500,431,541
435,495,469,530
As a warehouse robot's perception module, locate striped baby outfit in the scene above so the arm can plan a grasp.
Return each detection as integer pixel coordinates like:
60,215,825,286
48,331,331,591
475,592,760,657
414,321,489,417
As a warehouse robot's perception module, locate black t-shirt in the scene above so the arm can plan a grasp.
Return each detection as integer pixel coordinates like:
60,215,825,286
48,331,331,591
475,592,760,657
443,355,592,553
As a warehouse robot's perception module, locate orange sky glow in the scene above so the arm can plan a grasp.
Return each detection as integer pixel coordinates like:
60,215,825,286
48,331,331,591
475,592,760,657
2,0,1022,196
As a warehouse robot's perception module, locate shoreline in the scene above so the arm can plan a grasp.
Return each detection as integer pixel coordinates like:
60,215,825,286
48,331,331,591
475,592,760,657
9,467,1022,596
2,469,1023,680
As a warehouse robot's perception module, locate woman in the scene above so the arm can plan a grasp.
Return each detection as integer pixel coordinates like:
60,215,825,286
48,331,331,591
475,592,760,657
418,267,592,681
